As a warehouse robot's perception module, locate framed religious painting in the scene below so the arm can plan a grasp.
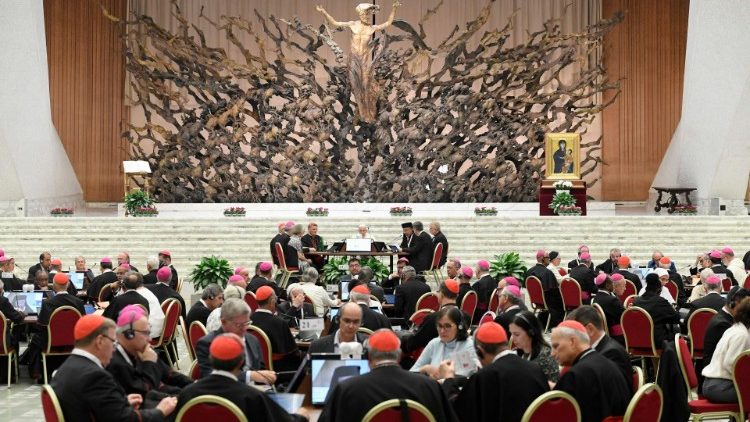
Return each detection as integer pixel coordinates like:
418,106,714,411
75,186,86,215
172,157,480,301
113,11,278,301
544,132,581,180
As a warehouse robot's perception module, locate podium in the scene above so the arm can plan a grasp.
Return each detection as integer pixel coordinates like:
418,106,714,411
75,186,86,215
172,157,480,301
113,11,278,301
538,180,587,216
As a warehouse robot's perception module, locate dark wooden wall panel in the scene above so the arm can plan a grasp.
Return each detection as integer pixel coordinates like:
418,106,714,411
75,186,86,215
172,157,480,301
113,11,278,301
44,0,128,202
601,0,690,200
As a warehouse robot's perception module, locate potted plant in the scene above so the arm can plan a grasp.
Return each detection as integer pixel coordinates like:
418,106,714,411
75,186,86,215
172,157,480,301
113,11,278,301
132,206,159,217
489,252,528,285
474,206,497,216
306,207,329,217
322,257,348,285
673,204,697,215
224,206,246,217
549,190,577,216
124,190,155,216
189,255,233,291
390,206,412,216
360,257,390,281
50,207,74,216
557,205,583,216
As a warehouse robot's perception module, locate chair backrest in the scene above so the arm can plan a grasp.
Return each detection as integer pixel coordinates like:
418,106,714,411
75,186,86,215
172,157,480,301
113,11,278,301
179,316,194,360
591,303,609,335
409,309,434,328
559,278,582,309
188,320,208,358
247,325,273,371
274,242,288,270
41,385,65,422
687,308,718,358
243,291,258,312
362,398,437,422
460,290,478,318
47,306,82,351
478,311,496,326
632,366,645,392
489,288,500,313
674,334,699,392
0,312,9,355
525,276,546,310
623,383,663,422
153,299,181,347
98,284,113,303
722,277,732,292
620,307,657,356
744,274,750,289
175,395,248,422
304,294,314,305
521,390,581,422
188,359,201,381
415,292,439,312
620,280,637,303
175,278,184,295
429,243,443,271
732,350,750,418
665,281,678,301
358,327,374,337
623,295,637,308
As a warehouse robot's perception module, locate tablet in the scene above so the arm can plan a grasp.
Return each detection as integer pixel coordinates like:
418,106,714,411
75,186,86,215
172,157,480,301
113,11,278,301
310,354,370,405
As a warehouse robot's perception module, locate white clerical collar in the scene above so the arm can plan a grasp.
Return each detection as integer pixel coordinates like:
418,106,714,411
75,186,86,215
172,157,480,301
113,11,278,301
254,309,273,314
102,268,113,273
492,349,516,362
504,305,520,312
200,299,208,307
116,344,134,367
590,334,604,349
211,370,238,381
72,348,104,369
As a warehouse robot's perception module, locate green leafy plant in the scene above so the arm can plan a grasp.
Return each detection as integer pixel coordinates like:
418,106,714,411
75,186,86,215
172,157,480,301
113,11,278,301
490,252,528,282
321,256,391,284
124,190,155,215
360,257,390,281
549,191,575,215
189,255,233,290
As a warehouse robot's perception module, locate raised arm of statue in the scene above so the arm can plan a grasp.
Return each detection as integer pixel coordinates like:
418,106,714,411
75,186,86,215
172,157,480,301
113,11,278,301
315,5,350,29
373,1,401,31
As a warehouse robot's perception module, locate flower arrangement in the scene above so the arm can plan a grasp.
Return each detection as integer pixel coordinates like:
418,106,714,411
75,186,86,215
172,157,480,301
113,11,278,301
132,206,159,217
390,206,412,216
306,207,329,217
474,206,498,216
673,204,697,215
124,190,155,216
549,190,578,215
552,180,573,190
557,205,583,216
223,207,246,217
50,208,74,216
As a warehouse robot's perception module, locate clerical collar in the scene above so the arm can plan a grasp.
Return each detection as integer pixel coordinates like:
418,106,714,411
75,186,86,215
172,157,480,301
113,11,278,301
72,348,104,369
55,291,69,295
102,268,113,273
254,309,273,314
116,344,134,367
211,370,239,381
439,302,457,309
572,348,596,365
504,305,520,312
371,360,399,370
492,349,516,362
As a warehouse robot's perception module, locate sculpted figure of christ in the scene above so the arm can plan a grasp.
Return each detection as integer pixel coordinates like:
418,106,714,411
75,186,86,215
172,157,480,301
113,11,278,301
316,2,401,123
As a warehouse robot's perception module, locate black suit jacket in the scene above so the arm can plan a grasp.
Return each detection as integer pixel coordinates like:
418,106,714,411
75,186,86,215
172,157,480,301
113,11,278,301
526,263,558,290
592,291,625,334
471,274,498,318
329,303,391,333
447,353,549,422
432,232,449,267
595,260,617,275
186,301,212,328
250,311,299,355
494,306,523,335
319,364,458,422
175,374,303,422
569,264,597,298
633,292,680,346
247,276,285,301
555,350,630,422
686,292,725,325
404,231,433,273
27,263,50,283
196,328,265,382
394,279,431,318
308,331,368,354
38,293,85,326
1,275,23,291
107,346,192,398
616,270,643,293
103,290,150,322
276,301,315,328
50,354,165,421
146,282,186,320
87,271,118,302
143,270,158,285
270,233,289,266
594,335,633,395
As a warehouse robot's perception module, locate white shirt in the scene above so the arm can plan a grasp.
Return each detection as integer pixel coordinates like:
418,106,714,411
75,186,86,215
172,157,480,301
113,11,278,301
71,348,104,369
728,258,746,283
135,286,165,338
410,337,480,377
289,282,336,317
702,323,750,380
638,285,675,305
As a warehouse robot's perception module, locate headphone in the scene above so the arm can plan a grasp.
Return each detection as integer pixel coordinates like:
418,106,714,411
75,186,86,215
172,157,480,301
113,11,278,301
515,313,536,339
117,310,137,340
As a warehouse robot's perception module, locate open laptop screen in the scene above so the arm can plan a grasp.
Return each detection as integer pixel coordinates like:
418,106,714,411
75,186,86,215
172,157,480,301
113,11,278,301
310,354,370,405
345,238,371,252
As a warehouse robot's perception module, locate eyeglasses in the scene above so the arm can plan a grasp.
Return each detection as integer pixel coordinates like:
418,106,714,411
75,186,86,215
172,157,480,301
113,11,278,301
437,324,456,330
100,334,117,344
227,319,251,329
133,329,151,337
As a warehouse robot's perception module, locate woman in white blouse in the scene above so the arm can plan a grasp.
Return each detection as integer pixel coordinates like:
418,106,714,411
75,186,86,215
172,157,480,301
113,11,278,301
702,299,750,403
411,306,479,378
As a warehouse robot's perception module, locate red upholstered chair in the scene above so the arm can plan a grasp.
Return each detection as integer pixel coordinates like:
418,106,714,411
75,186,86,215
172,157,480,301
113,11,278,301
721,277,732,293
460,290,478,319
620,307,660,371
362,398,436,422
243,291,258,312
43,306,82,384
247,325,274,371
732,350,750,421
0,312,18,387
674,333,741,421
420,243,444,283
151,299,181,368
478,311,496,326
559,278,582,318
623,295,637,308
415,292,439,312
665,281,679,302
188,359,201,381
188,320,208,360
743,274,750,289
175,395,248,422
525,276,549,330
41,384,65,422
521,390,581,422
98,283,114,303
632,366,645,392
687,308,717,359
602,383,663,422
303,295,314,305
274,242,298,289
619,280,637,303
409,309,434,328
591,302,609,335
489,288,500,313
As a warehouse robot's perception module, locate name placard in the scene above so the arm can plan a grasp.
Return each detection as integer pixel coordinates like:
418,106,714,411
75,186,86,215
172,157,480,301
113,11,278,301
298,318,324,332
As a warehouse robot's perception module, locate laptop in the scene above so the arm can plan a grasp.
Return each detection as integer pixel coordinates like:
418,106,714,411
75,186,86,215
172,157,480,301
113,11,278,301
4,291,45,315
345,238,371,253
284,354,310,393
310,353,370,405
384,294,396,305
327,242,345,252
340,281,350,301
266,392,305,414
69,272,85,290
372,241,387,252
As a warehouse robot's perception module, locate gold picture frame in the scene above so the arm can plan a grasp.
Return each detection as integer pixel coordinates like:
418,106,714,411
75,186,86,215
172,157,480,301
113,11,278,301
544,132,581,180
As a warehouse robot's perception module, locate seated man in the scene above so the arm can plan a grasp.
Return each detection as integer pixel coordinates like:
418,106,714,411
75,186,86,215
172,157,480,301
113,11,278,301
186,284,224,328
131,272,166,339
277,285,315,328
445,258,460,280
108,305,192,406
146,267,187,320
659,256,688,307
383,257,409,290
250,286,302,372
493,285,524,334
175,333,307,421
0,279,25,381
103,271,150,323
638,268,676,305
142,256,159,285
195,298,276,385
456,267,473,306
247,261,285,301
614,255,642,293
568,253,597,303
319,329,457,422
331,284,390,332
309,302,367,354
26,251,51,283
526,249,564,328
685,275,725,326
393,266,430,318
87,257,117,302
157,250,178,290
700,288,750,382
591,273,625,343
347,267,385,303
49,315,176,421
442,322,548,422
634,273,680,346
340,257,362,282
471,260,497,322
0,255,23,291
552,320,630,422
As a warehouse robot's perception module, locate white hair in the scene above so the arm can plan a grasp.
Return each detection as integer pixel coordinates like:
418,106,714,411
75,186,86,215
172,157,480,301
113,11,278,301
554,326,590,345
699,268,715,283
146,256,159,270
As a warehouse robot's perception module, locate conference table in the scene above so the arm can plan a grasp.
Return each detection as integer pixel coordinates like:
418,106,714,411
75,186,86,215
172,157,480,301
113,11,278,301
306,250,407,272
